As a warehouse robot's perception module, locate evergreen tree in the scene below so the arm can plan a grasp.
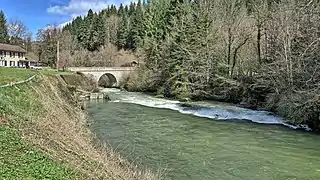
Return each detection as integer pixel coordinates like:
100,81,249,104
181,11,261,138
141,0,171,71
88,14,106,51
117,13,130,49
118,3,125,16
129,2,136,16
77,16,89,49
162,1,191,98
110,5,118,15
0,10,9,43
124,5,129,14
129,0,145,50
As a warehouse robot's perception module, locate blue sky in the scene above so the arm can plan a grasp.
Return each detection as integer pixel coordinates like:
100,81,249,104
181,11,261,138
0,0,136,36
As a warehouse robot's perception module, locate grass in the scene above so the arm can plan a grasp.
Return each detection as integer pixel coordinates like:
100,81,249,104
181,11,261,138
0,67,73,85
40,68,73,76
0,67,36,84
0,126,77,180
0,75,79,179
0,70,160,179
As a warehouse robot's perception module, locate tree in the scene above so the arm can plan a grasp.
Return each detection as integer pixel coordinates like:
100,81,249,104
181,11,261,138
87,14,106,51
117,13,130,49
37,26,59,67
58,30,74,69
142,0,171,68
0,10,9,43
129,0,145,50
246,0,270,64
118,3,125,16
7,19,31,47
7,19,28,39
105,15,120,45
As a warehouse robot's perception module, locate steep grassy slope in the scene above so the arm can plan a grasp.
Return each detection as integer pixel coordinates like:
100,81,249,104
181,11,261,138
0,69,159,179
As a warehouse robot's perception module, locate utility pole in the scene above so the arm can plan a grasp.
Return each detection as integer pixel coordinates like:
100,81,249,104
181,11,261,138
56,40,60,70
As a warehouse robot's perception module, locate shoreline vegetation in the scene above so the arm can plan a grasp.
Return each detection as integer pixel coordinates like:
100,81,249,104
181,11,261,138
0,1,318,130
0,67,161,180
30,0,320,131
121,66,319,132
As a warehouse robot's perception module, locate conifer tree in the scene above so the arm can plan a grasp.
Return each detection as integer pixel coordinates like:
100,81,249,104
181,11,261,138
118,3,125,16
124,5,129,14
129,2,136,16
117,13,130,49
0,10,9,43
129,0,145,50
88,14,106,51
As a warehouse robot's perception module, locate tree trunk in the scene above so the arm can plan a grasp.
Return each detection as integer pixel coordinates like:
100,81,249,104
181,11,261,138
227,26,232,76
231,38,249,77
257,23,262,64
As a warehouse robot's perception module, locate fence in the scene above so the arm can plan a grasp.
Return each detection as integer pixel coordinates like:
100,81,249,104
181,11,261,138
0,74,39,88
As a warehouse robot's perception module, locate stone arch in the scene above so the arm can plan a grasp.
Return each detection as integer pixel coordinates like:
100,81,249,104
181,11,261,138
98,73,117,87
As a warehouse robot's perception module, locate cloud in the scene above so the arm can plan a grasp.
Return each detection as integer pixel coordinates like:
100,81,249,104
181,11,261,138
48,0,115,16
47,0,138,17
48,0,138,28
58,20,73,28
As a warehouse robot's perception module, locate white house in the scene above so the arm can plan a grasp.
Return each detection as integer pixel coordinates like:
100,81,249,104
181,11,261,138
0,43,30,68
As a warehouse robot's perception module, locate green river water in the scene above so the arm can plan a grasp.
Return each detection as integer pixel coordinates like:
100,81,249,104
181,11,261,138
87,89,320,180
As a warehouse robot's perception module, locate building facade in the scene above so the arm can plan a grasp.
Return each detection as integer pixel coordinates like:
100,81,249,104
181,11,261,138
0,43,28,67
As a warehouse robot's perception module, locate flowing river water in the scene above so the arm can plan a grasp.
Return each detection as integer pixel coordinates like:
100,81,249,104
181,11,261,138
87,88,320,180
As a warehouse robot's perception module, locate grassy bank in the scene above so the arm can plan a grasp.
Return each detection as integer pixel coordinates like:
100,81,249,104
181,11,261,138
0,67,37,84
0,68,159,179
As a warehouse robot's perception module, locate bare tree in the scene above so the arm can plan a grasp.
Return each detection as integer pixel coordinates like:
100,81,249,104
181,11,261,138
7,19,31,47
7,19,28,38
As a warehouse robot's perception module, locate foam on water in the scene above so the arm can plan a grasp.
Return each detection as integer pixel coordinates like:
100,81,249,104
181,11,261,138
101,88,309,130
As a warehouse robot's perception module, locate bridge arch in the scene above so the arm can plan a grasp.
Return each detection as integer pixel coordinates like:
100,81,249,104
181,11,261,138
68,67,137,87
98,73,117,87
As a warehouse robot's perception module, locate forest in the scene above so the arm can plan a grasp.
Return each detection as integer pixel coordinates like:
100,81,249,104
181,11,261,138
1,0,319,130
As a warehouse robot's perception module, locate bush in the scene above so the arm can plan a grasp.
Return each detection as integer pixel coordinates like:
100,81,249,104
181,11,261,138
121,66,160,92
274,91,320,131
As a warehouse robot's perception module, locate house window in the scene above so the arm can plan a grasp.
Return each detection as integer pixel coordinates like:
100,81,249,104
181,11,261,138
3,51,6,57
10,52,13,57
10,61,16,66
0,51,2,56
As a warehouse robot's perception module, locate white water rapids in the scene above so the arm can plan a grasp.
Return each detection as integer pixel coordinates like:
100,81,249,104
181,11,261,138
101,88,310,130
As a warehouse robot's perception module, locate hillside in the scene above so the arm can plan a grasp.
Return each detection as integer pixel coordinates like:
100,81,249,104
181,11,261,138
0,68,159,179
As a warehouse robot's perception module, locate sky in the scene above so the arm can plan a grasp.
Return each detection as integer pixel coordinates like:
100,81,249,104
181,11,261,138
0,0,136,36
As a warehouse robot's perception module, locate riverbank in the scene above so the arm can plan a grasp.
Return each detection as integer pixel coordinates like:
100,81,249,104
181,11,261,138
87,88,320,180
122,68,319,131
0,68,159,179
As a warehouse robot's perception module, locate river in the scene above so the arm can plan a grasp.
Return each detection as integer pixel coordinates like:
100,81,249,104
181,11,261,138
87,88,320,180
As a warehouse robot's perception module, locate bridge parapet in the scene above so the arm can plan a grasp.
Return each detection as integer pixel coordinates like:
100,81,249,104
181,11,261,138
68,67,137,87
68,67,137,72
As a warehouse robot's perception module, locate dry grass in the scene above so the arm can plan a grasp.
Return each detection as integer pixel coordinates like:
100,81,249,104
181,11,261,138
68,45,140,68
0,115,8,125
19,75,163,180
113,50,139,67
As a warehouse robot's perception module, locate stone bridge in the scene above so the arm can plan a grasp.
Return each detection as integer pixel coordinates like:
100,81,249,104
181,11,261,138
68,67,137,87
